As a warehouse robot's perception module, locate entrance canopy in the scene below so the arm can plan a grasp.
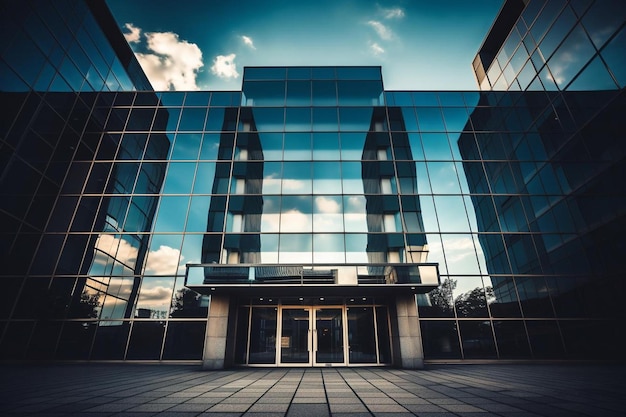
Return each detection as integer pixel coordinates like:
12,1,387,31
185,263,439,297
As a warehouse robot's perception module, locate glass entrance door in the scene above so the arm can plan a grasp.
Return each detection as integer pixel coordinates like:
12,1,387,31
314,308,345,365
280,308,311,365
238,303,392,366
278,306,347,366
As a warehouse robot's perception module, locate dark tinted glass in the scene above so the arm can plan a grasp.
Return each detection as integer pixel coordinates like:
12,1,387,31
421,320,461,359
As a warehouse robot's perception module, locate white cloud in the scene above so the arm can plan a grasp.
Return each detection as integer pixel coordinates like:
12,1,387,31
94,235,138,266
369,41,385,55
282,179,306,192
123,24,204,91
138,285,173,304
281,209,311,232
315,196,341,213
123,23,141,43
145,245,184,275
367,20,393,40
241,35,256,50
383,7,405,19
211,53,240,79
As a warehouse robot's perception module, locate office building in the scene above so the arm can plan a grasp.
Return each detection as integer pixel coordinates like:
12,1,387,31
0,0,624,367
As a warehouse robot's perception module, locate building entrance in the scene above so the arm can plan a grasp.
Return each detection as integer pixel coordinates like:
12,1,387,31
236,301,392,367
280,307,345,366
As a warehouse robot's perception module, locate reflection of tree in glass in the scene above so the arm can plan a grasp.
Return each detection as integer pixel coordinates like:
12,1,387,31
170,288,203,318
455,286,494,317
427,277,456,314
78,290,101,318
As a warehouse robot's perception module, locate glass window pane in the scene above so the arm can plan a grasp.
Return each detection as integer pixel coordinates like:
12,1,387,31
569,55,617,90
285,107,311,131
263,162,282,194
135,277,175,319
313,162,341,194
547,25,595,89
184,92,210,106
339,107,373,131
126,321,165,360
416,107,445,131
287,67,311,79
336,67,381,80
526,320,564,358
261,195,280,232
313,196,344,232
442,107,470,131
144,234,183,275
171,133,201,160
286,80,311,106
344,196,367,233
91,323,130,360
600,28,626,88
56,321,96,360
421,133,452,160
261,234,279,263
582,1,626,49
348,307,377,363
337,80,382,105
312,67,335,79
177,107,207,131
248,307,277,364
282,162,311,194
192,163,215,194
162,163,196,194
340,133,366,160
312,133,340,160
517,276,555,317
283,133,311,160
245,67,286,80
243,80,285,106
162,322,205,360
459,320,497,358
493,320,531,358
312,107,339,132
312,80,337,105
278,234,312,263
341,162,365,194
313,234,345,263
159,92,185,106
345,233,368,262
420,320,461,359
417,276,455,317
453,277,489,318
280,195,312,232
252,108,284,131
170,277,208,318
257,133,283,160
206,107,230,131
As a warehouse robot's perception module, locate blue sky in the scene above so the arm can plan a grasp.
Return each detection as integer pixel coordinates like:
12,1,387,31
106,0,503,91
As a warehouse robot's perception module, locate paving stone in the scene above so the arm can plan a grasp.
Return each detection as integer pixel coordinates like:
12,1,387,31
0,364,624,417
286,404,329,417
329,403,369,413
247,403,290,413
367,404,408,413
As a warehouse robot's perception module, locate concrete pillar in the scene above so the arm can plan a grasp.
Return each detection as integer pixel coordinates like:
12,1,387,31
394,294,424,369
202,294,230,370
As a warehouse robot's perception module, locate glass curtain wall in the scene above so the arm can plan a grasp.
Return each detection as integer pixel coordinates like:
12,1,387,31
2,69,624,361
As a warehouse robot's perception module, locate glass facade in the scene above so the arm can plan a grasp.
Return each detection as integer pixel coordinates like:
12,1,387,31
0,0,624,364
474,0,625,91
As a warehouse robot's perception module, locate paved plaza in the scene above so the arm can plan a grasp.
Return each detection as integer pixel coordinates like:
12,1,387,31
0,363,623,416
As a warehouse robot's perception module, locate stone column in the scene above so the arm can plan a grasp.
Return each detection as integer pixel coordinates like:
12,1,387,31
202,294,230,370
394,293,424,369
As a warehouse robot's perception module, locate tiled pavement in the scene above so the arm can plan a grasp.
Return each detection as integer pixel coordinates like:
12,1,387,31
0,363,624,417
